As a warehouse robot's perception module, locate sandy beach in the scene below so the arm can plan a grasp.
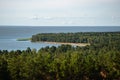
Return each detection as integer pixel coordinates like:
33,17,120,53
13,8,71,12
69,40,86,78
42,42,90,47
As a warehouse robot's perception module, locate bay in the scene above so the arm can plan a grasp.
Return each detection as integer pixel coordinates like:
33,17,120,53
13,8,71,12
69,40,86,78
0,26,120,51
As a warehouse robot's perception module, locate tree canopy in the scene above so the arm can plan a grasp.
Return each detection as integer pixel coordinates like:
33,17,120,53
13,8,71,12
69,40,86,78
0,32,120,80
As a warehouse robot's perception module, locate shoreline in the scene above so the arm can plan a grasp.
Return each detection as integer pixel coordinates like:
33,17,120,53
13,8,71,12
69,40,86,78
40,41,90,47
17,38,90,47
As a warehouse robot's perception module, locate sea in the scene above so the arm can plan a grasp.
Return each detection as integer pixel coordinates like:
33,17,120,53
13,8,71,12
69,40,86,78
0,26,120,51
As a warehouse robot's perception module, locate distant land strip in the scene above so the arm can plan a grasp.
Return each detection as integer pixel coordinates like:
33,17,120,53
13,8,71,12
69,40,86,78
17,38,31,41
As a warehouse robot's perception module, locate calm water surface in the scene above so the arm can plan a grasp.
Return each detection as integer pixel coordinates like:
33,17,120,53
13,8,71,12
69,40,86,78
0,26,120,51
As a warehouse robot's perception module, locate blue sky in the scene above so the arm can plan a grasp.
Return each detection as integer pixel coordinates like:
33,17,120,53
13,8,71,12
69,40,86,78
0,0,120,26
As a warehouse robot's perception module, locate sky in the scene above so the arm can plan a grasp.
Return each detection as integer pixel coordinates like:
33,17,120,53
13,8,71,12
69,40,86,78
0,0,120,26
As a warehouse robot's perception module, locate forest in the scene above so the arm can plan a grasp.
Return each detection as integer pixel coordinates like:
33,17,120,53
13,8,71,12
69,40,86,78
0,32,120,80
31,32,120,44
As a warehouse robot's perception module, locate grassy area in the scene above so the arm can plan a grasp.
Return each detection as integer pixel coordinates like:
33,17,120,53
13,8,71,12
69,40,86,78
17,38,31,41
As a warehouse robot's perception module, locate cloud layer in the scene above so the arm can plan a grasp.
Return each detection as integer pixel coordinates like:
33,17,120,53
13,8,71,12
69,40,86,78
0,0,120,26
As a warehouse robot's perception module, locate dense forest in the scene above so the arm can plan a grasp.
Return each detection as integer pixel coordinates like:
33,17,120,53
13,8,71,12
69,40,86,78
31,32,120,44
0,32,120,80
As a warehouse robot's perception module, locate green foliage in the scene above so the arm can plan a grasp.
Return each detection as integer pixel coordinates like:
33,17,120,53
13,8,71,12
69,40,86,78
0,32,120,80
31,32,120,44
17,38,31,41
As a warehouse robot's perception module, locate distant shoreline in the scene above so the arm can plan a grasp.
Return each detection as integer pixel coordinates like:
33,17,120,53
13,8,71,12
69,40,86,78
17,38,90,46
40,41,90,46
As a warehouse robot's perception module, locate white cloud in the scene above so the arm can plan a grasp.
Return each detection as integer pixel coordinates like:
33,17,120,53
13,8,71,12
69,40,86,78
0,0,119,12
0,0,120,26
